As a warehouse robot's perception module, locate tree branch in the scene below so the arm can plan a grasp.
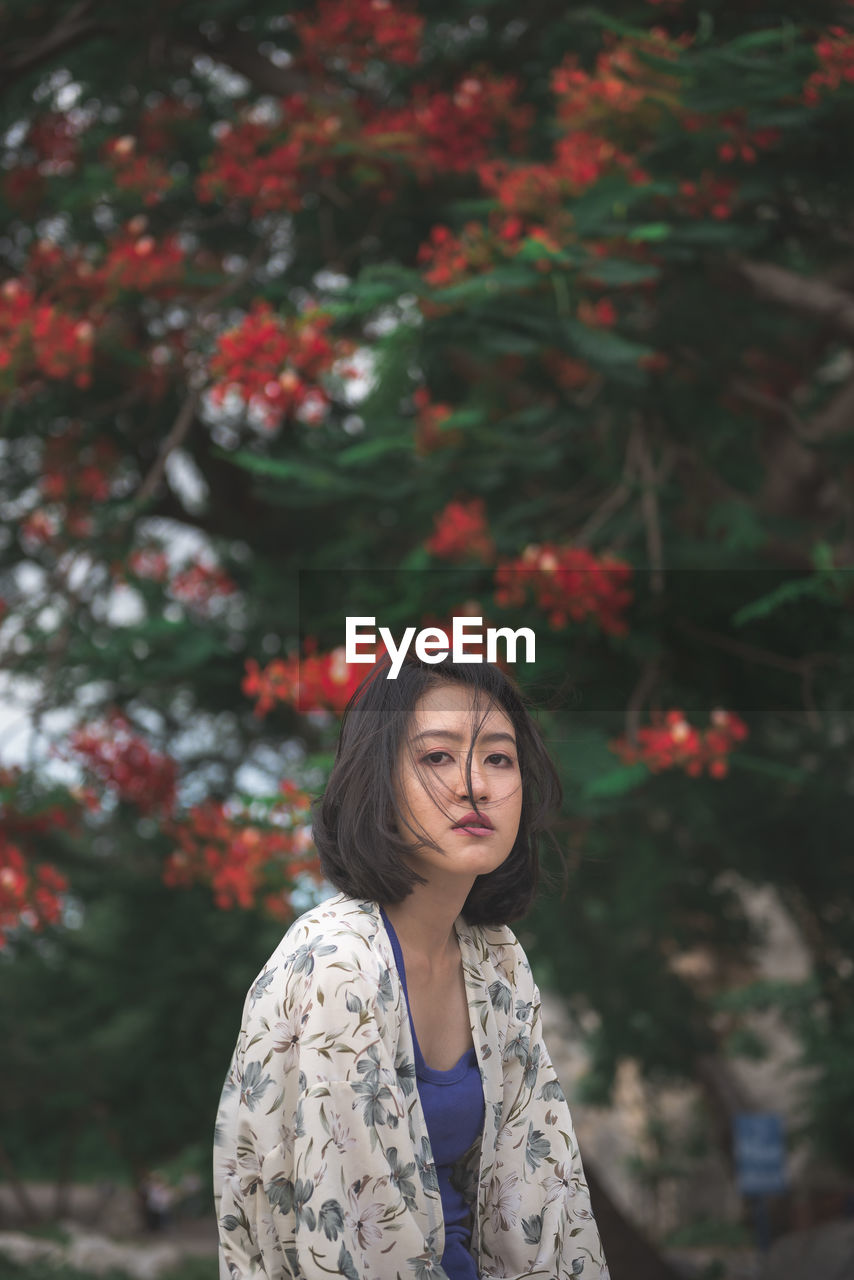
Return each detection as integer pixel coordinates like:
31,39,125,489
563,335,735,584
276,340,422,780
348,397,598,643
736,258,854,340
635,420,670,596
0,1,118,93
732,375,854,445
625,654,662,751
574,421,641,547
133,385,201,510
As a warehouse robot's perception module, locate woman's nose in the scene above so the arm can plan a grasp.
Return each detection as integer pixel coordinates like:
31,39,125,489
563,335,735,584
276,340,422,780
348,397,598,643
456,756,488,800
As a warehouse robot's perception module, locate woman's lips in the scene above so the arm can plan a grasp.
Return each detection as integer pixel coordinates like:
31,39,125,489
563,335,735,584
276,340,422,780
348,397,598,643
452,812,494,835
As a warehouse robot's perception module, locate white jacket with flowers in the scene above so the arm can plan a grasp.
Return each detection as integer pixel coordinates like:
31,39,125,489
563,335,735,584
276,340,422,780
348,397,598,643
214,892,610,1280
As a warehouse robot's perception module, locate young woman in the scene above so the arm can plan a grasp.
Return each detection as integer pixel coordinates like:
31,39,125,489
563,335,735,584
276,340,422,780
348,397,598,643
214,653,610,1279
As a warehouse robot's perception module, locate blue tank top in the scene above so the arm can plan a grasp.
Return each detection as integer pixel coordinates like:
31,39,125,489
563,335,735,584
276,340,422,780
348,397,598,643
380,909,484,1280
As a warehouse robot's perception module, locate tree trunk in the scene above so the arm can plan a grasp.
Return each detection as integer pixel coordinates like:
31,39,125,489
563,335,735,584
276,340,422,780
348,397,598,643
0,1137,41,1225
586,1160,686,1280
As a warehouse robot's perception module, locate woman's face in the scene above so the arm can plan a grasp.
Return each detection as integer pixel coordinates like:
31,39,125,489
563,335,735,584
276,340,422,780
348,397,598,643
394,681,523,887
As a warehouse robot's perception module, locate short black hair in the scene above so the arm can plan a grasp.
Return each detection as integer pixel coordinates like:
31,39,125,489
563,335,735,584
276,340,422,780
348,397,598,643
311,652,562,925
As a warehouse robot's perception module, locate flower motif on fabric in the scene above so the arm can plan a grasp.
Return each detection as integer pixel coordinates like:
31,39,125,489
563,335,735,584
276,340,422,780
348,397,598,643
239,1060,273,1110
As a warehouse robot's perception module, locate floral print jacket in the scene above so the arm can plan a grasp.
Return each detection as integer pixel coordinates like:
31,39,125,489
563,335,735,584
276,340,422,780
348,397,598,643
214,893,610,1280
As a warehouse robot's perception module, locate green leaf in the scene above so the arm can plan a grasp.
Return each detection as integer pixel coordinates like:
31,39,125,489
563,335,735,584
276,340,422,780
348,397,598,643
428,264,539,304
400,545,431,571
335,437,413,467
730,575,829,627
441,407,484,430
707,501,766,554
727,754,810,784
563,318,654,367
217,449,359,494
627,223,673,243
726,25,802,51
580,259,661,286
582,762,649,799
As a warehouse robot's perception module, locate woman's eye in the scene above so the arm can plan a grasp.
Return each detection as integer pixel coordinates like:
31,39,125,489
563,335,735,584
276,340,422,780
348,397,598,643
420,750,516,767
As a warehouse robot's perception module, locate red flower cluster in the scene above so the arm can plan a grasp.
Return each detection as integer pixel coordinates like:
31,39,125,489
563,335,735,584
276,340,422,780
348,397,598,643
0,277,95,391
578,297,618,328
17,426,120,549
0,766,83,946
677,172,738,220
368,74,531,178
610,707,749,778
0,839,68,947
412,387,460,454
477,161,566,222
137,97,199,153
414,32,685,293
425,499,496,563
542,350,596,393
26,110,82,174
803,27,854,106
163,782,321,915
198,72,529,218
715,110,781,164
196,96,350,216
551,31,684,129
417,213,559,288
297,0,423,72
556,131,649,193
99,225,186,299
121,545,237,617
0,218,189,400
102,134,173,207
243,637,380,717
552,52,647,126
170,562,238,614
448,33,683,251
27,216,185,306
208,299,352,430
128,544,170,583
2,110,81,215
40,426,119,506
494,543,633,635
65,712,178,816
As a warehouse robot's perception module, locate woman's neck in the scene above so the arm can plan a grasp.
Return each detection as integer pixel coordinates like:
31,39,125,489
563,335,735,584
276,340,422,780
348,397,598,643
382,877,471,969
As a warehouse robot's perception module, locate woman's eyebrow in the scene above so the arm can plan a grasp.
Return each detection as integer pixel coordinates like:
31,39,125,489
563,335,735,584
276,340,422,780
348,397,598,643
412,729,517,746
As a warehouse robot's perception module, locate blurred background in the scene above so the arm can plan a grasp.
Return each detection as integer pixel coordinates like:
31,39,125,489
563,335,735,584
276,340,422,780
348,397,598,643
1,1,853,1278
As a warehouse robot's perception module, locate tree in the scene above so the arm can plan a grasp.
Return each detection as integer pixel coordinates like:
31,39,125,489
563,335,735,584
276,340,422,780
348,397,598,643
1,0,854,1254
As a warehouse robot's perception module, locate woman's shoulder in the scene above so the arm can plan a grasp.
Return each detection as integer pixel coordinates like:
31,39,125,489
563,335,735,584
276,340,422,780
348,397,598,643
244,893,392,1010
279,890,382,948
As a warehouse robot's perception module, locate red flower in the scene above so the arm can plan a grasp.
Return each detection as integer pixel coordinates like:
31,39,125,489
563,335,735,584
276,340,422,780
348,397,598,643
208,300,350,431
412,388,461,455
170,562,238,615
65,712,178,816
425,499,496,564
0,839,69,947
163,783,321,915
495,543,633,635
243,640,383,717
610,707,749,777
296,0,423,72
804,27,854,106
